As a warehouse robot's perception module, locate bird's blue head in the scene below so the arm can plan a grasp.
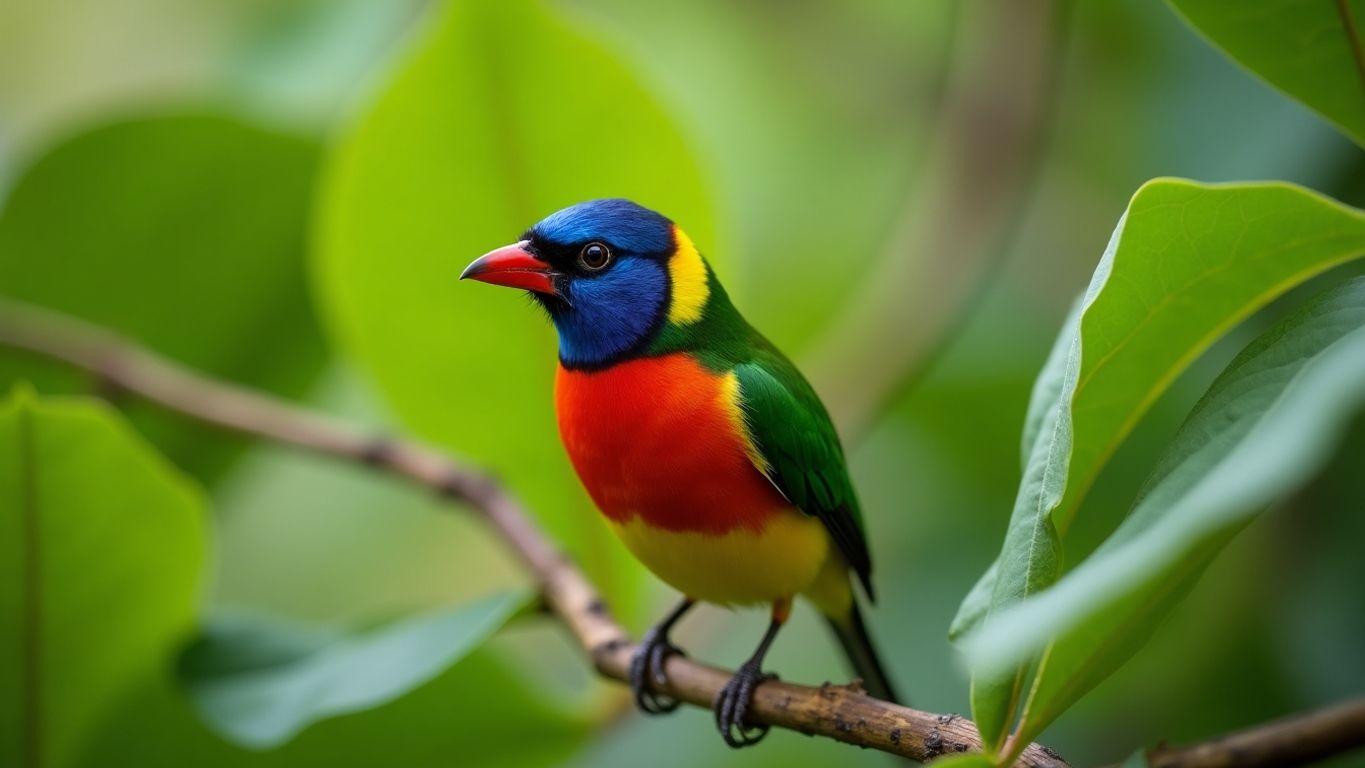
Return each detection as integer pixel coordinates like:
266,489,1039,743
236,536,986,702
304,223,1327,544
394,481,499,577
462,199,713,369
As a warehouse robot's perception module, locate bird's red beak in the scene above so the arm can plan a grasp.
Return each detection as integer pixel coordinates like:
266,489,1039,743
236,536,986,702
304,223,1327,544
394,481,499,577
461,241,559,296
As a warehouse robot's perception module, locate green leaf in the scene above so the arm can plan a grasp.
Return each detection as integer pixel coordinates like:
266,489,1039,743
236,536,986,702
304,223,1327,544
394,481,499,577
570,2,953,354
947,301,1080,644
968,667,1027,755
314,0,713,613
964,276,1365,746
948,561,998,643
81,646,589,767
0,114,327,482
180,590,533,748
1019,300,1083,473
0,390,206,767
1167,0,1365,148
952,178,1365,748
0,389,582,764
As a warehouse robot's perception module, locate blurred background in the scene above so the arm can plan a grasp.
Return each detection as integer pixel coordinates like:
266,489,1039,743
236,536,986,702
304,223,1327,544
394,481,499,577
1,1,1362,766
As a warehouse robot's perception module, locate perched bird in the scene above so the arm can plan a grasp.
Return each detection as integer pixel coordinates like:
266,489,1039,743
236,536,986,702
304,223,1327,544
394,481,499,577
462,199,897,747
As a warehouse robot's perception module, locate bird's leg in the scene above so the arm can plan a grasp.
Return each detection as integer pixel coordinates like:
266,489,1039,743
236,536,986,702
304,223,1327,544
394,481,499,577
629,596,695,715
714,598,790,748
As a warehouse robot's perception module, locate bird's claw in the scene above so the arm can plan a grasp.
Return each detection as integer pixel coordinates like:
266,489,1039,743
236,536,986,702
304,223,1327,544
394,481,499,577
714,661,778,748
629,627,686,715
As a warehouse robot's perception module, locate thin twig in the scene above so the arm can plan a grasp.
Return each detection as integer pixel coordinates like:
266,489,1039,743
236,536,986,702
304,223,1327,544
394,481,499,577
0,297,1065,765
1145,696,1365,768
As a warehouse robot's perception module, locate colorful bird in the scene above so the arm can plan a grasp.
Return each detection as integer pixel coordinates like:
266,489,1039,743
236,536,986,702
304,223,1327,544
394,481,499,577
461,199,897,747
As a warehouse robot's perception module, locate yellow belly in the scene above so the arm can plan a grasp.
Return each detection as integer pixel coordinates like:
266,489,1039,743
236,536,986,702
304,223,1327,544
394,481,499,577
609,510,840,607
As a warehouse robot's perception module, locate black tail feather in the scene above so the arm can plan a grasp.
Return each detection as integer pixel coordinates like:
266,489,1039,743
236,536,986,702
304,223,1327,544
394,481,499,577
826,601,900,704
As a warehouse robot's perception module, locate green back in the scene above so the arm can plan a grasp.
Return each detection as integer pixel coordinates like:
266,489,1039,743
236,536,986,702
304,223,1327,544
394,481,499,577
646,266,874,600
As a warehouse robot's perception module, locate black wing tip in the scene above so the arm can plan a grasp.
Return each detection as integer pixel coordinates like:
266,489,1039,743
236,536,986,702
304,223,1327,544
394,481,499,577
856,568,876,604
827,602,900,704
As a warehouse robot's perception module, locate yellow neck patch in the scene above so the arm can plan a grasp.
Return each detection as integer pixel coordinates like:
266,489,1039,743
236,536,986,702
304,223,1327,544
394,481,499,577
667,226,709,325
718,371,775,479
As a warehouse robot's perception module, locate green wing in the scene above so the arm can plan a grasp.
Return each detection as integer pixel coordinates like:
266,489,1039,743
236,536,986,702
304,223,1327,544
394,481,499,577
733,351,875,601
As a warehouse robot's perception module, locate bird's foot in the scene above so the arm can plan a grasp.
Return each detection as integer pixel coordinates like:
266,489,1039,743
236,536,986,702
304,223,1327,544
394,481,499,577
714,660,778,748
629,626,687,715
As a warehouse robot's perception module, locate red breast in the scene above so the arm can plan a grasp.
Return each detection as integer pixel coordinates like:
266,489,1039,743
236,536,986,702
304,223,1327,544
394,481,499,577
555,353,789,535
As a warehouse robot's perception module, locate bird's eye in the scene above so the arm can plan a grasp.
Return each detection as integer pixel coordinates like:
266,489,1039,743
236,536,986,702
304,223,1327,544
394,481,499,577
578,242,612,271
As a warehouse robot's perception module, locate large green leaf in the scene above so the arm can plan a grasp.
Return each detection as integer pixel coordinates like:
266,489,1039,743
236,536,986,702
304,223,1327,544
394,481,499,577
0,390,205,767
314,0,713,613
180,590,533,748
963,276,1365,749
947,302,1081,644
0,114,326,482
1167,0,1365,148
952,179,1365,750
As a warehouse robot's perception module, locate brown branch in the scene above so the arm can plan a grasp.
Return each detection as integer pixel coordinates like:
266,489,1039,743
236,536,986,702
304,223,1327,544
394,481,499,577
7,305,1365,768
0,297,1065,765
1144,696,1365,768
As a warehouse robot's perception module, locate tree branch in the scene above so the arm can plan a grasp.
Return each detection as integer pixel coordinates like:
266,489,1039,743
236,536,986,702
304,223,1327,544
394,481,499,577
6,303,1365,768
0,297,1065,765
1144,696,1365,768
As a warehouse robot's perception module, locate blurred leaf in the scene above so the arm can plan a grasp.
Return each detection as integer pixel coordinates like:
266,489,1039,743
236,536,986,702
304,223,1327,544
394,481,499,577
0,390,205,767
180,590,533,748
571,1,951,353
968,666,1026,754
1167,0,1365,148
314,0,713,615
963,277,1365,746
949,561,998,643
221,0,426,129
82,645,589,767
0,113,326,483
953,179,1365,751
209,364,532,625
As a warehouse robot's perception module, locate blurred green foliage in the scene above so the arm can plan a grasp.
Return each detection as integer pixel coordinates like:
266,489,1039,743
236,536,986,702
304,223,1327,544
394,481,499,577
0,391,205,768
1169,0,1365,148
0,115,326,482
0,1,1362,767
79,644,588,767
181,591,534,748
314,0,714,621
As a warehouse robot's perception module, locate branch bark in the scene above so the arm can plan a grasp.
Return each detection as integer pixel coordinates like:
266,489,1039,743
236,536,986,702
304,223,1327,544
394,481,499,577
5,303,1365,768
1144,696,1365,768
0,297,1065,765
